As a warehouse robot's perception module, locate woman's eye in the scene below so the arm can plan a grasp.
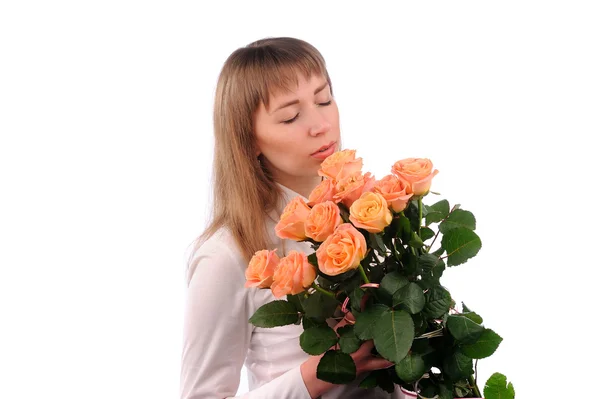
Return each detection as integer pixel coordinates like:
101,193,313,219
282,114,299,124
282,101,331,124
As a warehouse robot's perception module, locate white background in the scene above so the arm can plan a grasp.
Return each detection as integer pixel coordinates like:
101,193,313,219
1,1,598,398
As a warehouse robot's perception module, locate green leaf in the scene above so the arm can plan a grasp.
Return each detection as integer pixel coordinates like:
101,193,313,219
404,200,422,231
373,309,415,363
302,317,326,330
369,233,387,254
393,282,425,314
443,350,474,381
484,372,515,399
380,271,409,297
422,286,452,318
354,304,387,340
425,200,449,226
411,312,427,335
337,325,362,354
432,258,446,279
395,352,427,383
300,326,338,355
441,227,482,266
349,287,365,313
447,315,485,343
463,311,483,325
358,372,378,389
439,209,476,234
286,294,304,312
460,302,483,324
397,215,412,243
409,232,424,248
459,328,503,359
401,251,418,275
249,300,299,328
454,380,472,397
437,384,454,399
418,253,438,274
307,253,318,269
304,291,339,321
420,226,435,241
317,350,357,384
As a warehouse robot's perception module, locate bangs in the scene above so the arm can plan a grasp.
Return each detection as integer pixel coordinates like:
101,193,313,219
236,40,331,109
257,62,326,108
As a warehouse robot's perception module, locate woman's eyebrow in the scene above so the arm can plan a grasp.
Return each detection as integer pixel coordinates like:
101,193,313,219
313,81,329,95
269,82,330,115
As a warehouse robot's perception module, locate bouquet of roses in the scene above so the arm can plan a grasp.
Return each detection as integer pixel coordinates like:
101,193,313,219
245,150,514,399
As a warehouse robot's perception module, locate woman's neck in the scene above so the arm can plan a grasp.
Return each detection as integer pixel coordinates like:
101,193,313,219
276,176,322,199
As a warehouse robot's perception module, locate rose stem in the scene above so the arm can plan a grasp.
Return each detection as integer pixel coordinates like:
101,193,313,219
418,197,423,238
311,282,335,298
357,264,370,285
468,374,482,397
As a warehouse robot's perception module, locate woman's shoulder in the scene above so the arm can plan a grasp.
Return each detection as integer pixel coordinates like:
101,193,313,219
185,227,247,286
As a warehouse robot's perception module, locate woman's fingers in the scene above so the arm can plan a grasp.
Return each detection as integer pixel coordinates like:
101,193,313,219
364,357,395,370
355,339,374,354
351,340,395,373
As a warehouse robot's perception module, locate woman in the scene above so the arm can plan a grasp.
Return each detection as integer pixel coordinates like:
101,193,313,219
180,37,406,399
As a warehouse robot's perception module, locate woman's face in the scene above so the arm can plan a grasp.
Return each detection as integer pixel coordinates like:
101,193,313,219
253,73,341,193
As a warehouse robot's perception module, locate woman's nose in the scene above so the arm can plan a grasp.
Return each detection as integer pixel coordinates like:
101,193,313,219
308,115,331,137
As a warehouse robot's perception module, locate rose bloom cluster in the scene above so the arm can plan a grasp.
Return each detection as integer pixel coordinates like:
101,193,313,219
245,150,438,298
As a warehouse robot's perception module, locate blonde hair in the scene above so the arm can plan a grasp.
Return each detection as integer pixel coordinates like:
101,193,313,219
190,37,333,264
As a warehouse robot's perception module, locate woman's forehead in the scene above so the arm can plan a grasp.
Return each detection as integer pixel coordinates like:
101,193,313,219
265,73,327,103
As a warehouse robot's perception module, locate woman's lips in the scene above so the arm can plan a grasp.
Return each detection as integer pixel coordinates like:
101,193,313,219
311,141,336,159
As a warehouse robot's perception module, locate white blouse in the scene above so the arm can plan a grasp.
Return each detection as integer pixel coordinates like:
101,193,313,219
180,183,407,399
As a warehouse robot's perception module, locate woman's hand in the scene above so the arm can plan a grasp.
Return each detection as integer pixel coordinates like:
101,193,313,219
300,312,394,399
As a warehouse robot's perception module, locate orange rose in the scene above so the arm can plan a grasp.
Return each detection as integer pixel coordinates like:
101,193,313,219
391,158,439,196
333,172,376,208
308,178,337,206
349,192,393,233
305,201,343,242
270,251,317,298
316,223,367,276
373,174,414,213
244,249,280,288
318,149,363,180
275,197,311,241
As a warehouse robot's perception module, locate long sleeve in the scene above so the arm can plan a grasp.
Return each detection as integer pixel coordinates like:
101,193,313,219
180,236,312,399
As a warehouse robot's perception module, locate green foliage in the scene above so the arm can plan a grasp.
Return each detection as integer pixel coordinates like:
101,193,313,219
441,228,482,266
316,350,356,384
459,328,503,359
373,308,415,363
247,172,510,397
354,304,387,340
484,372,515,399
338,325,362,354
300,326,338,355
249,300,299,327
